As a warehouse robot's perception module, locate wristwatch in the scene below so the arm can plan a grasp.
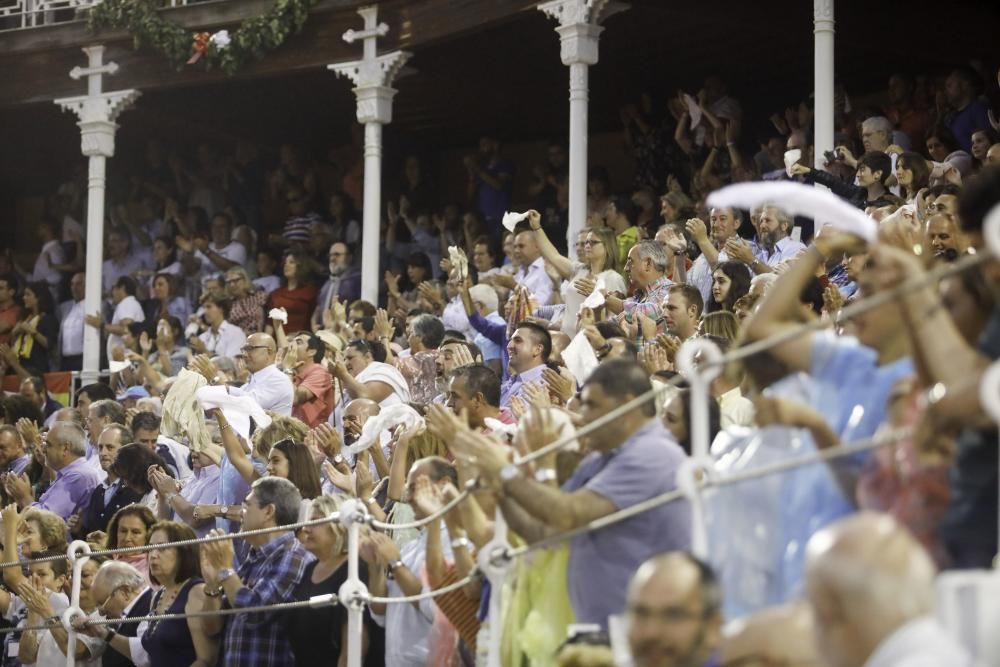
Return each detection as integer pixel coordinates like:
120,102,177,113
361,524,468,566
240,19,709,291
332,454,346,466
387,560,404,577
218,505,230,518
500,464,520,483
216,568,236,586
534,468,557,483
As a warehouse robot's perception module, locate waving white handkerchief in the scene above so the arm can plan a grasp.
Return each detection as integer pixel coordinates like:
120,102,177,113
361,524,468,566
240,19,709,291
684,93,703,129
707,180,877,243
268,307,288,324
580,275,607,310
502,211,529,233
196,385,273,442
349,403,424,455
449,246,469,282
562,331,599,387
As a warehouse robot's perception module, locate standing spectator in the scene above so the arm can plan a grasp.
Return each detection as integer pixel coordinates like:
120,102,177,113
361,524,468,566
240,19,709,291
7,282,57,376
606,240,673,323
0,274,22,348
268,252,319,334
146,273,190,327
312,243,361,331
662,284,704,341
943,67,991,152
59,272,86,371
183,211,246,277
29,219,64,300
150,449,220,538
707,262,752,314
226,267,267,336
511,229,555,306
5,422,101,521
465,136,513,239
606,196,641,265
886,73,934,149
397,314,445,405
685,208,743,305
131,412,192,482
101,230,148,298
87,276,145,363
0,425,30,477
291,333,335,428
104,505,157,584
199,477,312,667
19,377,61,424
626,553,723,667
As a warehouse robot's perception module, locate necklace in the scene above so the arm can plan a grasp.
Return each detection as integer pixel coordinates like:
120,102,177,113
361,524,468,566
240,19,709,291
146,579,189,636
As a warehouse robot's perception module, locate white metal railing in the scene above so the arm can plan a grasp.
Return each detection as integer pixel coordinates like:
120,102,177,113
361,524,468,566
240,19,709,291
0,0,199,32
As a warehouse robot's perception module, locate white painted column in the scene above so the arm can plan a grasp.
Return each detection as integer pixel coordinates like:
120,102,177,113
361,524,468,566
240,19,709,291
329,5,410,304
539,0,616,261
813,0,835,169
54,46,140,382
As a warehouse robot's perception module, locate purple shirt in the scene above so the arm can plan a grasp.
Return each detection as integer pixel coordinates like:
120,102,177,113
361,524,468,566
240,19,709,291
35,457,103,520
562,419,691,628
178,464,221,538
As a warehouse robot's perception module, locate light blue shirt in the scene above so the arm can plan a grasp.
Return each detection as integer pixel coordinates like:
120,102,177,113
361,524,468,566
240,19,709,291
755,236,807,268
474,312,507,363
499,363,546,408
515,257,554,306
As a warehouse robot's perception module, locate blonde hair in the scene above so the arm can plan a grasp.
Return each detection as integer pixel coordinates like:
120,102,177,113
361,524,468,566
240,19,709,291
308,495,347,553
22,508,68,553
252,413,309,460
701,311,740,344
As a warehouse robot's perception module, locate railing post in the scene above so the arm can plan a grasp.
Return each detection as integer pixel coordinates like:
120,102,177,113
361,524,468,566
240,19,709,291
336,500,368,667
675,338,723,558
477,508,512,667
62,540,92,667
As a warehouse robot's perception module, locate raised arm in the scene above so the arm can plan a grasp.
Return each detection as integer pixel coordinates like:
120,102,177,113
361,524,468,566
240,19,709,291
527,210,574,280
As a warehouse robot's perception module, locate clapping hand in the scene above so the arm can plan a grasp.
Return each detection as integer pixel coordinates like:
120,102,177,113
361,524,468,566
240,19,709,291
312,423,344,458
639,342,672,375
522,382,552,409
724,237,756,265
199,529,235,583
15,418,39,448
425,404,464,447
542,366,575,405
322,460,355,495
410,475,445,517
189,354,219,383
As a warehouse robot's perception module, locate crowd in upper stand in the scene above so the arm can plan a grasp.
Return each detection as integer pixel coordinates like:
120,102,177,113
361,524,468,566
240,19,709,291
0,63,997,666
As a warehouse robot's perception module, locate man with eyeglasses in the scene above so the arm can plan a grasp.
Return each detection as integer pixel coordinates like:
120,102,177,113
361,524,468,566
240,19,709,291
79,560,152,667
191,332,293,416
312,242,361,331
626,552,723,667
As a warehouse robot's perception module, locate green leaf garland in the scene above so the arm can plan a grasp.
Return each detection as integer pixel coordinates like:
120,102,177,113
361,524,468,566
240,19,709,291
87,0,321,75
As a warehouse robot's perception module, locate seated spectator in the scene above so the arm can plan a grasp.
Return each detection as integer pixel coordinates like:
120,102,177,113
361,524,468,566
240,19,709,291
226,267,267,335
146,272,190,327
131,411,193,482
500,321,551,408
19,376,61,425
290,332,335,428
199,477,312,667
0,425,30,477
794,151,895,210
806,512,972,666
607,240,674,328
190,294,246,360
142,521,218,666
626,552,723,667
397,313,445,405
4,422,101,521
662,388,722,456
329,339,410,426
82,561,153,667
150,448,220,538
75,423,141,539
192,333,294,416
104,504,156,584
707,262,751,314
112,443,171,510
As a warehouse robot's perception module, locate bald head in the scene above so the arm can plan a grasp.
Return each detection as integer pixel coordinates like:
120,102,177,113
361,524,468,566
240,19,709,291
343,398,380,440
244,333,277,372
805,512,936,667
721,602,818,667
627,552,722,667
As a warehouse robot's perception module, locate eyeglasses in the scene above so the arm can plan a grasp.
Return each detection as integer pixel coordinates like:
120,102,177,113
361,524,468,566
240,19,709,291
96,585,126,612
240,345,270,353
583,239,603,246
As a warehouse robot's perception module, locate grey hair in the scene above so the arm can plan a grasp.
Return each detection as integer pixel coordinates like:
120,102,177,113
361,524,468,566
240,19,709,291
862,116,892,138
251,476,303,527
469,284,499,314
50,422,87,457
225,266,252,284
95,560,146,593
410,313,446,349
100,423,133,445
761,203,793,232
633,239,669,273
91,399,125,425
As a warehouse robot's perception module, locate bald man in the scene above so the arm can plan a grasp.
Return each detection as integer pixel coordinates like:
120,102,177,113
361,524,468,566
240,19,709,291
193,332,293,415
721,602,819,667
338,398,390,481
626,552,723,667
805,512,972,667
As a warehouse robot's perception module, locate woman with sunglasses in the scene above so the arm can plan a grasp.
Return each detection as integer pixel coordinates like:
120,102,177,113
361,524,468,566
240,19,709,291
522,209,627,334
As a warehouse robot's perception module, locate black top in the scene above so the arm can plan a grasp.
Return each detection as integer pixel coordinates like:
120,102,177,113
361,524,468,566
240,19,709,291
15,312,57,375
142,578,201,667
103,589,152,667
77,481,142,538
286,560,382,667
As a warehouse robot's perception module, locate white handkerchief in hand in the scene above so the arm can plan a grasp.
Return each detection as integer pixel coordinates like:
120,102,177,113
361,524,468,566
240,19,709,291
196,385,273,442
562,331,600,387
448,246,469,282
268,307,288,324
580,276,607,310
684,93,703,129
783,149,802,177
502,211,529,233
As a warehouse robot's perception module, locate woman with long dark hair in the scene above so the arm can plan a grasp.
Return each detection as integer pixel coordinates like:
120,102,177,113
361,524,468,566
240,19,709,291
9,282,57,375
267,251,318,332
707,261,751,314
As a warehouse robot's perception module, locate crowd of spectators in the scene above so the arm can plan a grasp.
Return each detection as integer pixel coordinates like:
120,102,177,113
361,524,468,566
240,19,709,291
0,61,997,666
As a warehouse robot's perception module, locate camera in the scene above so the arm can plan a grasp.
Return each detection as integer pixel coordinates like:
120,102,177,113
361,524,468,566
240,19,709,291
823,149,840,165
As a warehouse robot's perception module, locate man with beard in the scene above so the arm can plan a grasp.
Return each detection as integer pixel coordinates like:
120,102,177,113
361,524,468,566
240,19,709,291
725,204,806,274
312,242,361,330
626,552,723,667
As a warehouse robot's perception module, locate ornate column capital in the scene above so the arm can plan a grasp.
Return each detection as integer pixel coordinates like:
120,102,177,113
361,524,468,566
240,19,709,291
813,0,834,23
538,0,624,66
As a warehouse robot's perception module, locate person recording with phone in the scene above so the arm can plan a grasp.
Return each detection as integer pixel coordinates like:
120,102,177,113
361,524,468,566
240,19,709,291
789,150,896,210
